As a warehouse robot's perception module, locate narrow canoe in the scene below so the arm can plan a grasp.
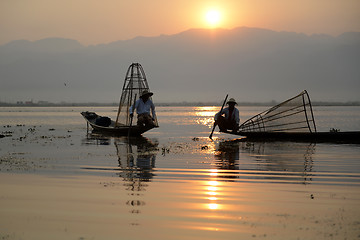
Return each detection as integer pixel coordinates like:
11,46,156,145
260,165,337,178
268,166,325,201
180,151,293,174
222,130,360,143
81,111,156,136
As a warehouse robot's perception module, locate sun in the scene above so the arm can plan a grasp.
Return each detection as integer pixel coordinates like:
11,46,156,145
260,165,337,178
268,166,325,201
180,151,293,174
205,10,221,27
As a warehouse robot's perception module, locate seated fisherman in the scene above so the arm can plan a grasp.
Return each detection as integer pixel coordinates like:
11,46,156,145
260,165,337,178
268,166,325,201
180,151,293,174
214,98,240,133
130,90,157,127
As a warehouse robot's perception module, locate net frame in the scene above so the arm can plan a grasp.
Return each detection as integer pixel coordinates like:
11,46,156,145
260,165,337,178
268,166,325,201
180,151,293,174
239,90,317,133
115,63,158,127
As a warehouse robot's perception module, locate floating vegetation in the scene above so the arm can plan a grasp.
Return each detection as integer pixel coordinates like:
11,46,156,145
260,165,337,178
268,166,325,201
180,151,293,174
0,155,45,172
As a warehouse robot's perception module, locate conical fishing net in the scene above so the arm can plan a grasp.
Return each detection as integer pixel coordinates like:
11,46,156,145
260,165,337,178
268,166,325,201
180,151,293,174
115,63,158,126
239,90,316,133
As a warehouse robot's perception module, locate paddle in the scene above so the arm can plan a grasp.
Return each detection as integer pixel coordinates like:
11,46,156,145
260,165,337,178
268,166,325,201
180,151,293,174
209,94,228,140
128,94,137,138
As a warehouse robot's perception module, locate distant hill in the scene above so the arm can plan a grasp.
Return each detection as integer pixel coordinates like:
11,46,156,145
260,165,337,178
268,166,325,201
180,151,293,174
1,27,359,103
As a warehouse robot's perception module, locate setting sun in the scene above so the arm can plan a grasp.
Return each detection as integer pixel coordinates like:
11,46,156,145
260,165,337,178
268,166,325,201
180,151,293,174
205,10,221,27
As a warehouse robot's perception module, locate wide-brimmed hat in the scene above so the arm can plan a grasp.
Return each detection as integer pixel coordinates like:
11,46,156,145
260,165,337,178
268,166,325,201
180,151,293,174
227,98,237,105
140,90,153,97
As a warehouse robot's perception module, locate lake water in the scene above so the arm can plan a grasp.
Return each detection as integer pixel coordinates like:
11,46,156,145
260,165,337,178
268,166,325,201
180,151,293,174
0,106,360,240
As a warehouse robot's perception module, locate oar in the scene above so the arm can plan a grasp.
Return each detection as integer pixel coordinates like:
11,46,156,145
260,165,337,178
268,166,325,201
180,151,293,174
128,94,137,138
209,94,228,140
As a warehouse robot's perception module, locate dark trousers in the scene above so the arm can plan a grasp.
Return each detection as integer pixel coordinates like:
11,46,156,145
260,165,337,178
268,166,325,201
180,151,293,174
137,113,156,127
216,116,238,132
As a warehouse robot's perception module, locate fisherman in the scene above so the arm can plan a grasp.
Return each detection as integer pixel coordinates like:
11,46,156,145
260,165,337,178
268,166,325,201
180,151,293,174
214,98,240,133
130,90,157,128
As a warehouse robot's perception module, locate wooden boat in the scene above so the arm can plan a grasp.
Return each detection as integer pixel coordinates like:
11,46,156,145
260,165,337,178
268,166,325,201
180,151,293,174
81,63,158,136
81,111,154,136
218,90,360,143
223,130,360,143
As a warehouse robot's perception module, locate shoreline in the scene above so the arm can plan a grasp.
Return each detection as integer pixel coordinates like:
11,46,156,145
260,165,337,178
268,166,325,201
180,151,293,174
1,101,360,107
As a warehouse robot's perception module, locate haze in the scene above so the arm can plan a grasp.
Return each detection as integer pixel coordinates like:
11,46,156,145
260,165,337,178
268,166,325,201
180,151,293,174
0,0,360,104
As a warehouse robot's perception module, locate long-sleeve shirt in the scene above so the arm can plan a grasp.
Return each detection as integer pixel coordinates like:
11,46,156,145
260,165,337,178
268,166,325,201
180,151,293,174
130,99,156,117
214,107,240,125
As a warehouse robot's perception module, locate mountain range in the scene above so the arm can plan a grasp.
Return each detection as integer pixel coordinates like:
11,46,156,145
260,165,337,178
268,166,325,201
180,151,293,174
1,27,359,103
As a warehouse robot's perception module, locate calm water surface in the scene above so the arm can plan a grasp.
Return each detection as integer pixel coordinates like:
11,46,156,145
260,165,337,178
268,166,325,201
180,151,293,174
0,106,360,239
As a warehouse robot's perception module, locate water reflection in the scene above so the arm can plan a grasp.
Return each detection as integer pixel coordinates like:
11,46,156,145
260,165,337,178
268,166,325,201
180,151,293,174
194,106,218,128
83,133,316,185
81,133,112,145
84,133,159,224
83,133,159,184
214,141,239,170
113,136,158,218
115,137,158,182
197,140,317,227
213,139,315,184
78,133,359,236
240,141,315,175
204,173,222,211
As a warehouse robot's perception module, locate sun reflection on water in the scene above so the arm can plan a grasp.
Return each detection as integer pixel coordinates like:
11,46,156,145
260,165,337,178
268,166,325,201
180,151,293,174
194,107,218,116
208,203,219,210
194,106,219,128
203,169,223,211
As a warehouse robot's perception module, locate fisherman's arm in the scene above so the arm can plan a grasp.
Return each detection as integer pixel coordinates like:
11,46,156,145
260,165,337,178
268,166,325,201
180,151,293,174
214,110,221,120
235,108,240,125
214,108,226,121
150,101,156,119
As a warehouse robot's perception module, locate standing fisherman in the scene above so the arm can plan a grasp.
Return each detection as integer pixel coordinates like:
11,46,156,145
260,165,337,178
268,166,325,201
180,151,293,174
130,90,157,128
214,98,240,133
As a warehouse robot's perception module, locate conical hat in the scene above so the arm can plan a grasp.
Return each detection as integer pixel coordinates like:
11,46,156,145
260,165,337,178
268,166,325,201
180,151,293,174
141,90,153,97
227,98,237,105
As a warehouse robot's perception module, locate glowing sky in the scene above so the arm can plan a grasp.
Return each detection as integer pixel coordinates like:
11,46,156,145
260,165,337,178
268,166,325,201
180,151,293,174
1,0,359,45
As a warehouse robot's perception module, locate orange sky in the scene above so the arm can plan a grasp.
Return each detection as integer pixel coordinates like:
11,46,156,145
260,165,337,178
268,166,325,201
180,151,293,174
1,0,359,45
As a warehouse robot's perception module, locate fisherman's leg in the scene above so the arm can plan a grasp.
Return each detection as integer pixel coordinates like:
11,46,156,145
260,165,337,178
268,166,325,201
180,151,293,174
137,114,146,127
216,116,227,132
228,120,239,133
143,114,156,127
223,119,237,132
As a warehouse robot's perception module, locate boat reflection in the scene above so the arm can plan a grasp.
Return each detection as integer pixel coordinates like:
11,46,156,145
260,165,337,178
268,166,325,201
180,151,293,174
83,133,159,223
241,141,315,172
83,133,159,182
81,133,112,145
213,139,315,184
114,137,158,182
214,141,239,170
